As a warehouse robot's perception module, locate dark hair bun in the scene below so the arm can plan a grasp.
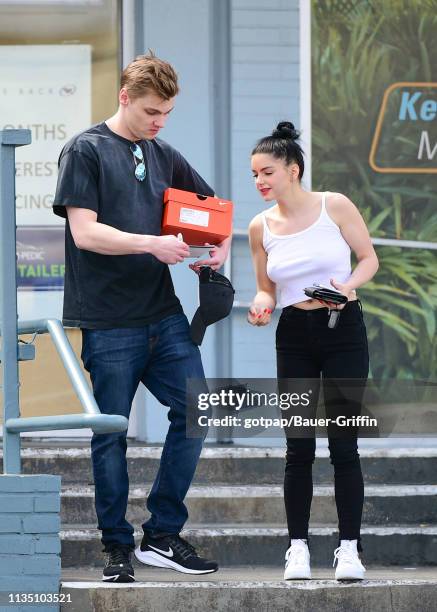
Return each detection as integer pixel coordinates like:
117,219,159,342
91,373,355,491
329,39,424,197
252,121,305,179
272,121,299,141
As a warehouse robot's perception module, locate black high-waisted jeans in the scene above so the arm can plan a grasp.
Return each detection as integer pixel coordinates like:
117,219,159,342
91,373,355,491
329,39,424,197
276,300,369,550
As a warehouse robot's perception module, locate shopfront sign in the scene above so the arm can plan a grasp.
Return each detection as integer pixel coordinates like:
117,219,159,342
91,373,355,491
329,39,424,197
369,82,437,173
17,226,65,291
0,44,91,289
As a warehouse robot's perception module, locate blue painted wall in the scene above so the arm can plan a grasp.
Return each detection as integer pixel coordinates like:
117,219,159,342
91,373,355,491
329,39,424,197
139,0,301,441
230,0,300,382
141,0,217,441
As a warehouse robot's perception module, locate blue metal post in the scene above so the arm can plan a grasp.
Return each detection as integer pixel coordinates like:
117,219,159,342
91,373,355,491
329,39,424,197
0,129,32,474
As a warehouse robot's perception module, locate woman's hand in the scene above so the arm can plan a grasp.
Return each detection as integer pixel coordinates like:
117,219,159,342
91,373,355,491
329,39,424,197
247,304,273,326
317,278,356,310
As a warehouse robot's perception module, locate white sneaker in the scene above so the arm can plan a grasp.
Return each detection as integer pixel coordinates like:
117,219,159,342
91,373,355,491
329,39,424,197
333,540,366,580
284,539,311,579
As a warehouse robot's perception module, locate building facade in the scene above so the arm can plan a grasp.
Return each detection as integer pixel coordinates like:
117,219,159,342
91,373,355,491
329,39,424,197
1,0,436,442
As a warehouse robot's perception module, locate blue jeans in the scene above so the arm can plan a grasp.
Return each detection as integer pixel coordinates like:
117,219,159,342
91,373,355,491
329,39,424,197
81,313,206,549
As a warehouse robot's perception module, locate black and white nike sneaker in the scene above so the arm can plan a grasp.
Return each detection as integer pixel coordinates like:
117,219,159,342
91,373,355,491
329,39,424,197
102,544,135,582
135,533,218,574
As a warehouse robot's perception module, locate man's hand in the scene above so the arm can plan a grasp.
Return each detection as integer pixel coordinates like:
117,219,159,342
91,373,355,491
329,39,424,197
151,235,190,264
189,241,229,272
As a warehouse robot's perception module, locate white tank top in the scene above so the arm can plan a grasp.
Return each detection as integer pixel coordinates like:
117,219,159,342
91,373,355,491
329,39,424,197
262,192,351,308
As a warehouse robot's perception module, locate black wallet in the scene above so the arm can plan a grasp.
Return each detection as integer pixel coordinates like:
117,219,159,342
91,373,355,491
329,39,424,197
303,284,348,306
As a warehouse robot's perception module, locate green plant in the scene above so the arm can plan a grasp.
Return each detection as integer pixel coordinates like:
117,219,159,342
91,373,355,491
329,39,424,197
311,0,437,381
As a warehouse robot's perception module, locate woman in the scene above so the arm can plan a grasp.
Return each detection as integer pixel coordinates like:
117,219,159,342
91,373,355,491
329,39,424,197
247,122,378,580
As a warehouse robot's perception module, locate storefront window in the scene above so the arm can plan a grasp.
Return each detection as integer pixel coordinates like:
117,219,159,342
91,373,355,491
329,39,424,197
311,0,437,385
0,0,121,422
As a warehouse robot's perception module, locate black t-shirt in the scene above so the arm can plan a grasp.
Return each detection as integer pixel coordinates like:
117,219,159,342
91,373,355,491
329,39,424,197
53,122,214,329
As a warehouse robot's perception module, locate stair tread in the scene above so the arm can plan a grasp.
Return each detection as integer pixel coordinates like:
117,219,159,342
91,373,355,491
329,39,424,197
4,445,437,459
61,565,437,585
60,483,437,497
60,523,437,536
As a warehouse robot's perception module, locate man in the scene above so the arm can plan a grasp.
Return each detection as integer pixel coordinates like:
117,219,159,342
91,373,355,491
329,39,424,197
53,52,230,582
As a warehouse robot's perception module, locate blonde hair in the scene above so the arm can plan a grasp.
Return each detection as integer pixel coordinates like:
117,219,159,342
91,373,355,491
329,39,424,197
120,50,179,100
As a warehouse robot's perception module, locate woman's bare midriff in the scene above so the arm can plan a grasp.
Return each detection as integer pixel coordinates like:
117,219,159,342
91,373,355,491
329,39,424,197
292,297,357,310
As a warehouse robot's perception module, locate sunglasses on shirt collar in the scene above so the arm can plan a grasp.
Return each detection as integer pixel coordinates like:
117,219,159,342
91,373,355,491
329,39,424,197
130,142,146,182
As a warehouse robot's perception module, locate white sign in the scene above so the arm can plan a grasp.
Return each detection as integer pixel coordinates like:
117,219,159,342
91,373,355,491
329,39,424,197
0,45,91,225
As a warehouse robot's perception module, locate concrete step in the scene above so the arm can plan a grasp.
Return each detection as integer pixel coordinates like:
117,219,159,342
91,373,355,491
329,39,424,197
60,524,437,568
60,567,437,612
60,484,437,526
5,445,437,485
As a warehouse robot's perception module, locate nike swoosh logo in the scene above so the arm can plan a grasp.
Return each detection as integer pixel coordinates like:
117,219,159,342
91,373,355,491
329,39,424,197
148,544,174,558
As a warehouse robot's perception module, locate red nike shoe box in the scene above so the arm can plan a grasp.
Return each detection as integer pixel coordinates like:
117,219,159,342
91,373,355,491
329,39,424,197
162,188,233,245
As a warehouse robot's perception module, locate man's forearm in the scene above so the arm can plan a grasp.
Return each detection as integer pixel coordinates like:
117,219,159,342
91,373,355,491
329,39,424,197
73,220,156,256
